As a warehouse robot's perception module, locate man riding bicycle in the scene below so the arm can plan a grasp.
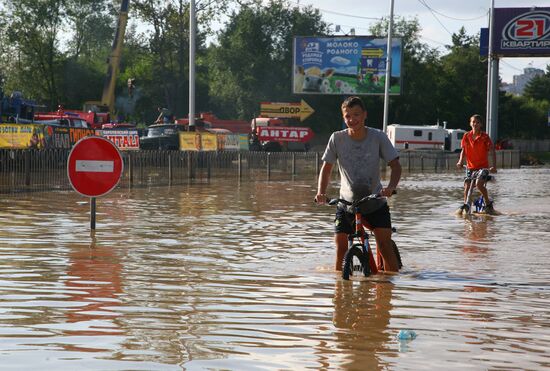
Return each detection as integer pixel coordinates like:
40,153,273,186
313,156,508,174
456,114,497,214
315,96,402,273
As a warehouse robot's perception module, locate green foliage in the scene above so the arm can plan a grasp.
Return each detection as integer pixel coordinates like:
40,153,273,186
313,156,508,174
369,16,443,126
437,28,486,129
0,0,547,139
499,93,549,139
64,0,114,60
523,66,550,103
2,0,66,106
206,1,329,121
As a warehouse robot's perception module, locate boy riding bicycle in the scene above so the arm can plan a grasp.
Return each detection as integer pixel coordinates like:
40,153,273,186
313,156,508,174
456,114,497,214
315,96,402,273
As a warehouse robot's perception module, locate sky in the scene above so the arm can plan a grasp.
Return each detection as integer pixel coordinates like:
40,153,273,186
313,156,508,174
291,0,550,83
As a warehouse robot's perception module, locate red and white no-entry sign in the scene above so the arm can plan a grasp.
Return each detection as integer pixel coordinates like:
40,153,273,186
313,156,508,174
67,136,123,197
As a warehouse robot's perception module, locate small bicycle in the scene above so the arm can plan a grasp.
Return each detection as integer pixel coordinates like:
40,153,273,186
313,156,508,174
327,194,403,280
461,168,495,215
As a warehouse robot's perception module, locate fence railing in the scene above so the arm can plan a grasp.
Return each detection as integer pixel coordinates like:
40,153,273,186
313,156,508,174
398,149,521,172
0,149,521,193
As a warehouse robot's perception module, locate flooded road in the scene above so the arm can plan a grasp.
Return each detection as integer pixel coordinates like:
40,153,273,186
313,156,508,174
0,167,549,370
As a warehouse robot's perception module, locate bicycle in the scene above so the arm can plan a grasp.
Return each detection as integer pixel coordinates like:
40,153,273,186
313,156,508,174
460,168,495,215
326,194,403,280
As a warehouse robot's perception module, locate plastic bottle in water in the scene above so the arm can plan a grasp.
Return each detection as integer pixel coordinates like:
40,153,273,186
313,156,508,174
397,329,417,340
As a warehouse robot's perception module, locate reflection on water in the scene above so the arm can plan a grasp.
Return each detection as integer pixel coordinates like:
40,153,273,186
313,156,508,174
0,168,549,370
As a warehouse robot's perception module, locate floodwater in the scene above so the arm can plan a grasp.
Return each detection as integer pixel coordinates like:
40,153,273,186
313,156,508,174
0,167,549,370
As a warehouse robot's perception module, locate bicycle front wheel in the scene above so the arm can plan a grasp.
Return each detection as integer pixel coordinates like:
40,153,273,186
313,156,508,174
342,245,370,280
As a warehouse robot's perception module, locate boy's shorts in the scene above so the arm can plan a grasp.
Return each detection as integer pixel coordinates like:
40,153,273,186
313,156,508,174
334,203,392,234
465,168,491,182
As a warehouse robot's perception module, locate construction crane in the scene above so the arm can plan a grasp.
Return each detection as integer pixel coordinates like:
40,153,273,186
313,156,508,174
84,0,130,119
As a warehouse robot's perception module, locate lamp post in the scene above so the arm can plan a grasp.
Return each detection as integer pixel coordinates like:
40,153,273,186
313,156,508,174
189,0,196,127
486,0,499,142
382,0,395,135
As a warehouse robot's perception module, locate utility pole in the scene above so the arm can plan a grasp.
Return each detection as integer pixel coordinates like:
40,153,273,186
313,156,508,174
189,0,196,127
486,0,498,142
382,0,395,135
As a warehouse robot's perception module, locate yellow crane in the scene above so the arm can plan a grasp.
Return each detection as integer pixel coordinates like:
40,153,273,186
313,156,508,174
84,0,129,119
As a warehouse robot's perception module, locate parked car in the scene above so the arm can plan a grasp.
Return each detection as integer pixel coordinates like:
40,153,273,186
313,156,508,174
101,122,136,129
139,123,186,150
34,117,91,128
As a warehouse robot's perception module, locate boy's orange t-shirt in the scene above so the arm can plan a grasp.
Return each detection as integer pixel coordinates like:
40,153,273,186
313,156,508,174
461,131,493,169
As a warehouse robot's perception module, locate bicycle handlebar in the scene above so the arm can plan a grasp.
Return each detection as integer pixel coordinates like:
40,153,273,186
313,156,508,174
326,190,396,207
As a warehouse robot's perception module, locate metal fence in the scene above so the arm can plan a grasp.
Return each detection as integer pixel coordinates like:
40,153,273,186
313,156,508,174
398,149,521,172
0,149,521,193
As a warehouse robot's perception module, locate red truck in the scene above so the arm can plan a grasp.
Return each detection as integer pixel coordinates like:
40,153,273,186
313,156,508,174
175,112,251,134
34,107,110,129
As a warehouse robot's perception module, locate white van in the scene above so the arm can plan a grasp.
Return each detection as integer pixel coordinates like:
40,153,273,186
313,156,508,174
444,128,466,152
386,124,446,150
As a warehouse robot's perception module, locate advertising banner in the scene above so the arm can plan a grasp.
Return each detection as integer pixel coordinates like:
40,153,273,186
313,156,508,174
493,7,550,56
257,126,314,143
239,134,249,150
218,134,241,151
0,124,97,149
96,129,140,150
179,132,201,151
0,124,44,149
293,36,402,95
46,126,71,149
201,133,218,151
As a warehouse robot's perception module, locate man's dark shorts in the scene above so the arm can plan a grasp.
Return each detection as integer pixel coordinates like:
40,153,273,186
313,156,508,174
334,203,392,234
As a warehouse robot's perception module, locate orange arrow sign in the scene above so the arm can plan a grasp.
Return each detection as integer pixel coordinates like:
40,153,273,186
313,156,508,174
260,100,314,121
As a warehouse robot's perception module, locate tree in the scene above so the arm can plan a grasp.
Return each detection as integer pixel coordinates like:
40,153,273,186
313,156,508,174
2,0,66,107
437,27,487,128
368,16,442,127
65,0,113,60
132,0,227,119
206,0,330,122
523,65,550,103
498,93,548,139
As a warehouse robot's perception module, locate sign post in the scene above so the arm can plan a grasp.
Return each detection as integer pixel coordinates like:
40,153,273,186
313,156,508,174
260,100,314,121
67,136,123,230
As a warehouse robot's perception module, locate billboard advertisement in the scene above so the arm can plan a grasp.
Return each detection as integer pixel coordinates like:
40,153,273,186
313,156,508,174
0,124,95,149
96,129,140,150
293,36,402,95
493,7,550,56
179,132,201,151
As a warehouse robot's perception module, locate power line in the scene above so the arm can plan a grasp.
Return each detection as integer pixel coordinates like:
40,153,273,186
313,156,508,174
500,60,525,73
288,1,382,21
416,0,487,22
417,0,454,36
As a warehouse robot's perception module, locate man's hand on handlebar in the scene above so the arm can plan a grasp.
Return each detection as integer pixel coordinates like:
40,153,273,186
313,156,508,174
489,166,497,174
315,193,327,204
380,187,396,197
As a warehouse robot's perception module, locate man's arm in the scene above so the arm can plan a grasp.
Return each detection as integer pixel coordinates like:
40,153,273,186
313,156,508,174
489,142,497,173
381,157,401,197
457,148,465,169
315,162,333,203
155,112,163,123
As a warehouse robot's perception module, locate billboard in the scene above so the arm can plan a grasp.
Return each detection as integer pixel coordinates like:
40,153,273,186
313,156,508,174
493,7,550,57
96,129,140,150
293,36,402,95
0,124,95,149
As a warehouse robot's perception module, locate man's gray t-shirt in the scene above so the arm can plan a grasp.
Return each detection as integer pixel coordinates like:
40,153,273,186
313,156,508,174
322,127,398,213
